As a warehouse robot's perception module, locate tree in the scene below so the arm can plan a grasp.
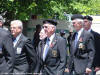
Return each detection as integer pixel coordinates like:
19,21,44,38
0,0,36,21
0,0,100,21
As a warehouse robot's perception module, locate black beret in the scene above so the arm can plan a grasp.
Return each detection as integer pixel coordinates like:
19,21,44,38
71,14,84,20
83,15,93,21
43,19,57,26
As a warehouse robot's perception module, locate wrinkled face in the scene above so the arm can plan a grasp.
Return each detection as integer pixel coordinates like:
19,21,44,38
43,23,55,37
83,19,91,30
72,19,82,31
10,24,22,37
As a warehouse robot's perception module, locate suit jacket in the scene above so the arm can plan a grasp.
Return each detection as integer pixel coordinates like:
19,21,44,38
35,34,67,75
0,28,15,74
68,29,95,74
13,34,37,73
91,30,100,67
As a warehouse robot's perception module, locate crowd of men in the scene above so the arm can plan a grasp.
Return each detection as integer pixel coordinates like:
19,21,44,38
0,14,100,75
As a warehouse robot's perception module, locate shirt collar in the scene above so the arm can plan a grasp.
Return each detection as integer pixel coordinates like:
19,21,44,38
77,28,83,35
13,33,22,47
15,33,22,42
48,33,55,44
88,28,92,32
77,28,84,40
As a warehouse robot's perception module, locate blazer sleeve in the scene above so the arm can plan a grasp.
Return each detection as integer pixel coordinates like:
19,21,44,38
57,37,68,75
33,41,42,73
3,32,15,73
86,34,95,68
24,39,37,71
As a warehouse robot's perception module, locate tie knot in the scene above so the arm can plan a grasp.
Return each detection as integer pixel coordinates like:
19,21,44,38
75,32,78,36
46,38,50,45
12,37,16,42
76,32,78,35
75,32,78,40
46,38,50,42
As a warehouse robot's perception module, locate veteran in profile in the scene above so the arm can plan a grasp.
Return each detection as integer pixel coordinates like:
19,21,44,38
10,20,37,74
67,14,95,75
35,20,67,75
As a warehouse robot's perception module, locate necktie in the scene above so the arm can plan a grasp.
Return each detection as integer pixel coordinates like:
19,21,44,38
12,37,16,47
43,38,50,61
12,37,16,42
75,32,78,48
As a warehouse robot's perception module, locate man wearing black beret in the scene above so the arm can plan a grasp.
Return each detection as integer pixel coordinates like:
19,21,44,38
67,14,95,75
35,19,67,75
84,15,100,75
71,14,84,20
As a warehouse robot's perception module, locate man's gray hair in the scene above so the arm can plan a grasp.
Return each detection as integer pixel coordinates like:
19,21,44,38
10,20,23,30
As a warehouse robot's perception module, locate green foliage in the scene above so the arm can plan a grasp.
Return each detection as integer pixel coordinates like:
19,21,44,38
69,0,100,15
0,0,100,20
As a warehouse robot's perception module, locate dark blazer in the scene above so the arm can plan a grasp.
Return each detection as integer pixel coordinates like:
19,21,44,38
0,28,15,74
68,29,95,74
13,34,37,74
35,34,67,75
91,30,100,67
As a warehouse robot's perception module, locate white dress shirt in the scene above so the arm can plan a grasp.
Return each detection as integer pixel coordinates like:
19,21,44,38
43,33,55,61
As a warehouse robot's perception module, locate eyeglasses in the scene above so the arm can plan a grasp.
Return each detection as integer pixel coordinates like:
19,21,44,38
43,25,54,29
43,26,48,29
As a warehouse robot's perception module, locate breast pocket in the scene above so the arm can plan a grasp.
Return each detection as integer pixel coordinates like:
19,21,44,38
47,50,59,66
51,50,58,58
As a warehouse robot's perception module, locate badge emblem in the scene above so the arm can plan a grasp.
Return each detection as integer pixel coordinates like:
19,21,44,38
78,37,85,50
52,50,57,57
17,47,22,54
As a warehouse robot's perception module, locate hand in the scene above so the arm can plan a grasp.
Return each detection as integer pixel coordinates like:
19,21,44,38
95,67,100,72
86,68,92,74
65,68,69,73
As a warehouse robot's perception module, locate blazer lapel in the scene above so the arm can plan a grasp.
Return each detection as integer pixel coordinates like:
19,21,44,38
14,34,23,49
39,40,46,61
38,38,47,62
75,30,85,50
71,32,77,54
49,36,57,49
45,35,57,61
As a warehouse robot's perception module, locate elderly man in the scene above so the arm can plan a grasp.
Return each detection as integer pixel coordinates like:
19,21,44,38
35,20,67,75
67,14,95,75
83,16,100,75
10,20,37,74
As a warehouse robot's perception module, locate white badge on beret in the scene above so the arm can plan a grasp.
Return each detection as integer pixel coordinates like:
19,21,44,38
17,47,22,54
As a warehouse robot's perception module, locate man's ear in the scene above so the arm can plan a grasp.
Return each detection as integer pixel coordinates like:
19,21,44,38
90,21,92,25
